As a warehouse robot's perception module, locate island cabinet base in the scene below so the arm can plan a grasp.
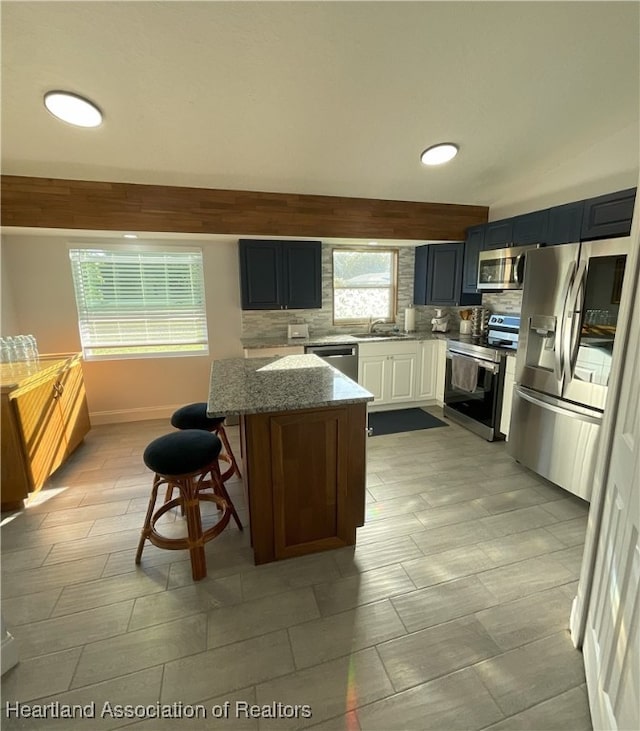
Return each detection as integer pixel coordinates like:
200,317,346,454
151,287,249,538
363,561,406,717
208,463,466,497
240,402,367,564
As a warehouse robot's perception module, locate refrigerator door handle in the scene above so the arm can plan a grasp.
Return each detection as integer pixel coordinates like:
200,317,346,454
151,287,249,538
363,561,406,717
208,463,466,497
555,262,576,382
515,385,602,425
562,260,586,387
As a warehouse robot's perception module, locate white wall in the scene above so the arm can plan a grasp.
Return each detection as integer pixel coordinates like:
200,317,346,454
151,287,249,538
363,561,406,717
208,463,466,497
489,123,639,220
0,231,243,423
0,238,18,335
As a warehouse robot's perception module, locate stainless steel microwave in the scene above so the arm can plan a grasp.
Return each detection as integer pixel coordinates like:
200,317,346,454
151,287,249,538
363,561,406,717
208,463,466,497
477,244,541,290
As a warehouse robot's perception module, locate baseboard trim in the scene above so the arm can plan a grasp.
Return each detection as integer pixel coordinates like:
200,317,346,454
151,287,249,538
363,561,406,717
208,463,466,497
89,406,240,427
89,406,180,425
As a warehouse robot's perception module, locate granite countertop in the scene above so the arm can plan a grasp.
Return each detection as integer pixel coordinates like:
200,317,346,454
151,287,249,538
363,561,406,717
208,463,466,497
241,330,448,349
208,354,374,416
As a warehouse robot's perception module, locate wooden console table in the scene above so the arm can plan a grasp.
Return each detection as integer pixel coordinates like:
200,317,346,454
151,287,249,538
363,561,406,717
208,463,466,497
1,353,91,511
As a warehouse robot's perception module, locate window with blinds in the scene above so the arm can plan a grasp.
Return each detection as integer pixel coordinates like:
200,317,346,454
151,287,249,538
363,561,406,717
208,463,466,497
69,247,209,359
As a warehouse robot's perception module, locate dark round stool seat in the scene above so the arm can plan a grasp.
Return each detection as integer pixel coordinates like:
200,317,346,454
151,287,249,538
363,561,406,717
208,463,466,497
143,430,221,477
170,403,224,432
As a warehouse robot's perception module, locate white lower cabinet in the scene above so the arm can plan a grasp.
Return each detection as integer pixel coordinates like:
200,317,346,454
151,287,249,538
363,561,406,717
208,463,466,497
358,340,418,408
435,339,447,405
416,339,444,402
500,354,516,438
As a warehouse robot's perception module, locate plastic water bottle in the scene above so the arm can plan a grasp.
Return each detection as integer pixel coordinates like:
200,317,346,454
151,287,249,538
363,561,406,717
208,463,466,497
14,336,30,362
26,334,39,361
4,336,17,363
0,337,12,364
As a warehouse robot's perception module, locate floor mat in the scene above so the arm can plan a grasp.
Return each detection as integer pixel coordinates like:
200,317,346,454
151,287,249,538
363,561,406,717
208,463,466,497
367,408,449,436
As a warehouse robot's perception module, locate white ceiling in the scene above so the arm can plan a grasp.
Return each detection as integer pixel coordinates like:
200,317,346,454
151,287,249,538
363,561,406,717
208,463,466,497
2,1,639,211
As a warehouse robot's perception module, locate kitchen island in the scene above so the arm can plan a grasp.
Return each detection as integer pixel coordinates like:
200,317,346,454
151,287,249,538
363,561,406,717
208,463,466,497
208,354,374,564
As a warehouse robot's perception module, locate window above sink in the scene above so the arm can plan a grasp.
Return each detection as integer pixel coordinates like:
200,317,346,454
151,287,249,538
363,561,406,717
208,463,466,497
333,248,398,325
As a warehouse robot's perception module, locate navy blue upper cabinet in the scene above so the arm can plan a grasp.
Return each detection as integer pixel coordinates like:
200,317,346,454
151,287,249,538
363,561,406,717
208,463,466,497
545,201,584,245
483,220,514,249
281,242,323,309
462,226,485,294
414,243,481,306
581,188,636,240
512,210,549,245
239,239,322,310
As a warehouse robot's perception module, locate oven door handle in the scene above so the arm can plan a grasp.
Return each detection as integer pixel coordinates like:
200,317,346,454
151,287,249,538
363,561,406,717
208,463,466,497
446,352,500,373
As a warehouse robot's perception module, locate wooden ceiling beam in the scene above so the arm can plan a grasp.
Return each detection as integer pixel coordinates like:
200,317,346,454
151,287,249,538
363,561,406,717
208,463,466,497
1,176,488,240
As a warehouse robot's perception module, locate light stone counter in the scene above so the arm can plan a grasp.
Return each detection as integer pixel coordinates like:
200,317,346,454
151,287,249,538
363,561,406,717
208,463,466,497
208,354,374,417
240,330,447,349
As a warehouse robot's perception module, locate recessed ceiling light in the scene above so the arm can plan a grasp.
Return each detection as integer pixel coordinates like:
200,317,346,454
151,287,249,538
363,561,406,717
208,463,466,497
368,241,379,246
420,143,459,166
123,234,138,239
44,91,103,127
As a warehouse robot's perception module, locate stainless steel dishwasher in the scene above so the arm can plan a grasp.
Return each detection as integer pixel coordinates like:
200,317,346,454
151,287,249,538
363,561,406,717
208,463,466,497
304,343,359,382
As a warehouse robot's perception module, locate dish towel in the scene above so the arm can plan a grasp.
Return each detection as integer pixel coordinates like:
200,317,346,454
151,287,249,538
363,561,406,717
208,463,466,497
451,355,478,393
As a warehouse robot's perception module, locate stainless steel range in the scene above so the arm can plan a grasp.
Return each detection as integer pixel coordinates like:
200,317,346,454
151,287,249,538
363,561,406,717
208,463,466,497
443,315,520,441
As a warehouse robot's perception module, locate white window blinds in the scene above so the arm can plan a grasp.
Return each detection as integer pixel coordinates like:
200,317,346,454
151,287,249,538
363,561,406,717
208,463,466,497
69,248,209,359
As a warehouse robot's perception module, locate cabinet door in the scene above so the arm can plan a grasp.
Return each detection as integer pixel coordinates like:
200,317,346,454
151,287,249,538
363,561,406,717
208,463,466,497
413,245,428,305
359,356,387,403
512,210,549,245
239,239,282,309
546,201,584,245
426,244,463,305
500,356,516,438
270,407,353,559
484,220,514,249
435,339,447,405
12,376,66,491
462,227,485,294
282,241,322,309
581,188,636,241
388,354,416,403
57,360,91,455
1,395,31,506
416,341,438,401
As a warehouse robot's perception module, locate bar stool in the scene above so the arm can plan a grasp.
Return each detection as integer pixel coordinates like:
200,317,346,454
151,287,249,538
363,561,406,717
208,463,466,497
171,403,242,481
135,430,237,581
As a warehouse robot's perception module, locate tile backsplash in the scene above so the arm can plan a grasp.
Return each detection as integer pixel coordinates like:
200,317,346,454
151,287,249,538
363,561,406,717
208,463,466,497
481,290,523,314
240,244,522,339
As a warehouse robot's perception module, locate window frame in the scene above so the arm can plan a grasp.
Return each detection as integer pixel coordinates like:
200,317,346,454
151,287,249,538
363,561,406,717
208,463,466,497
68,244,209,361
332,246,399,326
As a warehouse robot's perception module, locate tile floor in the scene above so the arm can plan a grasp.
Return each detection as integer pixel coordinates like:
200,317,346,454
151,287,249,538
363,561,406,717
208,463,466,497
1,410,593,730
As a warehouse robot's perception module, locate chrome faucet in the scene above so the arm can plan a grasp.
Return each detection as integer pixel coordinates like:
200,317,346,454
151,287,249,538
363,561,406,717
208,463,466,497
368,318,386,334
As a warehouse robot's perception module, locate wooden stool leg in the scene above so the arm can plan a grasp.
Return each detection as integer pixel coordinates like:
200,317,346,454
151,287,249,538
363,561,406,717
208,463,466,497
211,463,243,531
217,423,242,479
136,474,162,565
181,477,207,581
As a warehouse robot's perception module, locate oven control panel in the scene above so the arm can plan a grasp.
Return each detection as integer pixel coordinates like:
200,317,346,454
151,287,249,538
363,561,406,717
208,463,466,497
487,314,521,350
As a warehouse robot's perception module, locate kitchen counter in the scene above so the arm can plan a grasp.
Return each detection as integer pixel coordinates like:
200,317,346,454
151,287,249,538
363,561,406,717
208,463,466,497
208,354,373,416
241,330,447,349
207,354,371,565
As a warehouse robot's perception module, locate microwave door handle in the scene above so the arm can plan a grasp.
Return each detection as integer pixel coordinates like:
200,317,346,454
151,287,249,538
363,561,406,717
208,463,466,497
562,261,586,388
555,262,576,383
514,254,524,284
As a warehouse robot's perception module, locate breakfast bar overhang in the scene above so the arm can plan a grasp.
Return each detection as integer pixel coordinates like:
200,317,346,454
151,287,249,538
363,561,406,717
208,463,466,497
208,354,374,564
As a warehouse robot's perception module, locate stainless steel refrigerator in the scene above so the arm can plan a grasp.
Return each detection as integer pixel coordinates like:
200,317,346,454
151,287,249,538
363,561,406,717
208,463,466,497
508,237,629,501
